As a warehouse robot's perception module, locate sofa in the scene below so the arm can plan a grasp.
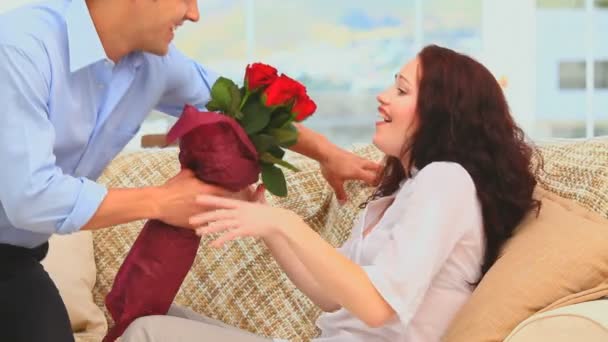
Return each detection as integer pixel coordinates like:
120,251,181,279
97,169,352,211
43,137,608,342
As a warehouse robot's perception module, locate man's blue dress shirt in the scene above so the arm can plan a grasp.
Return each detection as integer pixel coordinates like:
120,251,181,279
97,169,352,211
0,0,218,248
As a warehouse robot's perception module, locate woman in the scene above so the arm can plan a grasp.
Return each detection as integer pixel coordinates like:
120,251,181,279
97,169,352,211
121,45,541,342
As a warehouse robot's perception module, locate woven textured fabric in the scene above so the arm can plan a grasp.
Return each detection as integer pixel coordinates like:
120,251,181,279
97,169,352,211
534,137,608,218
92,139,607,341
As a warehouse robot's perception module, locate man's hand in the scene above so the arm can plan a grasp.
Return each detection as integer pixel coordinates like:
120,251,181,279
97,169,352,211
156,169,236,229
287,123,381,204
320,147,381,204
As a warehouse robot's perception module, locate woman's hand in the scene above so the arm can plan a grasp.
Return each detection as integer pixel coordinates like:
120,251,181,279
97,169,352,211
189,187,301,248
156,169,233,229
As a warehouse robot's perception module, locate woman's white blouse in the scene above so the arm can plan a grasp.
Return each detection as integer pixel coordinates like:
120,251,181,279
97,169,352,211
313,162,485,342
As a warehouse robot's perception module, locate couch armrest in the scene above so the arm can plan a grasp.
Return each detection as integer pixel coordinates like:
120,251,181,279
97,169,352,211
505,299,608,342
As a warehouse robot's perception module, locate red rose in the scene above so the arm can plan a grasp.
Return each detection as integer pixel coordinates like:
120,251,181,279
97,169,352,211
263,74,306,107
245,63,278,91
167,105,260,190
292,94,317,121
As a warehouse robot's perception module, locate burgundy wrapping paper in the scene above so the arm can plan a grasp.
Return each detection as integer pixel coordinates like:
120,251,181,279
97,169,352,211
103,105,260,341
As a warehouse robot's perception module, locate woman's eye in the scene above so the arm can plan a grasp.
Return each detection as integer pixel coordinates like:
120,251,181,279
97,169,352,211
397,88,407,95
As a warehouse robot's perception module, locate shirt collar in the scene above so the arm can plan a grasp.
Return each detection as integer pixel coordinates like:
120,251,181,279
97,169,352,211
390,167,418,196
396,166,418,187
130,52,144,69
65,0,109,73
410,166,419,177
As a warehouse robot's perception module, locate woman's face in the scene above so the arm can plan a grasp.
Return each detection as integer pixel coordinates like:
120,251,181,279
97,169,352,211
373,57,420,159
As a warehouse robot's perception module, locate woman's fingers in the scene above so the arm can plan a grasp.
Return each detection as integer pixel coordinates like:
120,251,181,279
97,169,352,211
196,195,242,210
195,219,240,236
189,208,234,226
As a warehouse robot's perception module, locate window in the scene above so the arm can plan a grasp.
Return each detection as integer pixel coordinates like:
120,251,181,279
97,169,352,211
5,0,607,148
422,0,482,55
596,0,608,8
537,0,584,8
536,0,608,9
250,1,415,147
535,1,607,138
596,61,608,88
558,61,608,89
559,62,586,89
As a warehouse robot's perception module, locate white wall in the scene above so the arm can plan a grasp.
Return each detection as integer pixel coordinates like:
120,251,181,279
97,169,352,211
0,2,24,14
536,9,608,123
480,0,537,135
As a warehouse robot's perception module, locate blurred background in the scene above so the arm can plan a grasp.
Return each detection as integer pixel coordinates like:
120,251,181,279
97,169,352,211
1,0,606,149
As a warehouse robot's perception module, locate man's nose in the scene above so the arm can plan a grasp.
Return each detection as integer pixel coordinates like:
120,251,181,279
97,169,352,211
186,1,200,22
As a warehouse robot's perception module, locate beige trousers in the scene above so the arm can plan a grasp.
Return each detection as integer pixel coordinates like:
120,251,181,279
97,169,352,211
120,305,273,342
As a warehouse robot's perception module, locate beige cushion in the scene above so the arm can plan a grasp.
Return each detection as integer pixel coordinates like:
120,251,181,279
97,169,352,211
505,300,608,342
444,138,608,342
443,188,608,342
42,231,107,339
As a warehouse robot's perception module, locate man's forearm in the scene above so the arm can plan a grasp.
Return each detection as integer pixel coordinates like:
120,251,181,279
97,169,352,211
81,187,161,231
290,123,335,162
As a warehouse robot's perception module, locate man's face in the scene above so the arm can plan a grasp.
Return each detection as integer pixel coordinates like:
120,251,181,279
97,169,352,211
132,0,200,56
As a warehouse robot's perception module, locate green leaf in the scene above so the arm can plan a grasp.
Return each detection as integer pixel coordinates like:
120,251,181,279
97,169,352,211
250,134,277,153
205,98,222,112
267,145,285,159
268,109,293,128
269,123,298,147
240,97,273,135
261,164,287,197
210,77,241,117
234,110,244,120
229,85,242,116
260,152,300,172
278,159,299,172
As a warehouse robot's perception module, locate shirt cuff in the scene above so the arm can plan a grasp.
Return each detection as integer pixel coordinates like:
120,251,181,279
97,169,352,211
362,264,415,325
56,178,108,234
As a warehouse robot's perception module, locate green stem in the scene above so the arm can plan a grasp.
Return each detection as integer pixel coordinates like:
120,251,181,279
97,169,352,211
240,91,250,110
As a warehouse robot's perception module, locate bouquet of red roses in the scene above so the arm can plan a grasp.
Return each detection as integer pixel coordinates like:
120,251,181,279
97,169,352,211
103,63,316,341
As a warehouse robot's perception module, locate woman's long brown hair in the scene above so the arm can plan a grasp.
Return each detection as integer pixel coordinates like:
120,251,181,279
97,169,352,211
364,45,542,282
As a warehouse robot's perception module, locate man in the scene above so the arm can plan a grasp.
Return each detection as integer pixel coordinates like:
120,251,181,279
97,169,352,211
0,0,380,341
